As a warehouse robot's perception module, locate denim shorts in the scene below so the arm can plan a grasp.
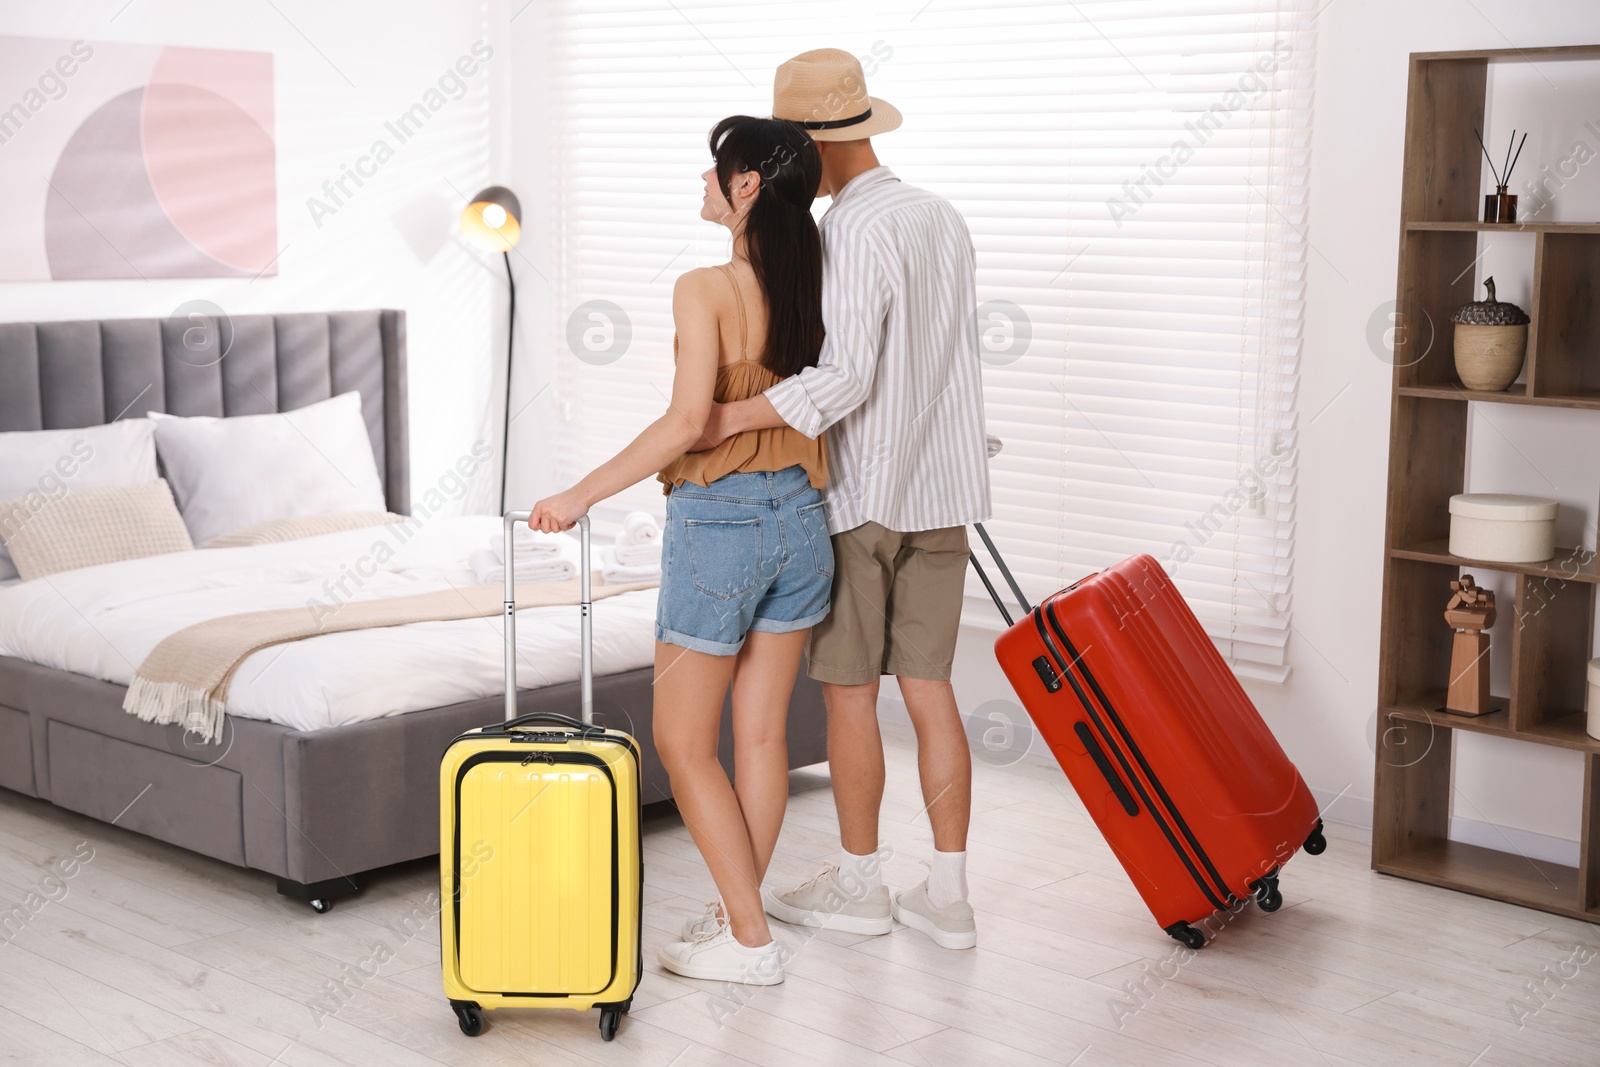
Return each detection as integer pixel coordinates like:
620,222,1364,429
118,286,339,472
656,464,834,656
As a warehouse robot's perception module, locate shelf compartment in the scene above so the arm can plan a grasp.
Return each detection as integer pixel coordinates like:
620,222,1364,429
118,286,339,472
1512,570,1596,732
1528,231,1600,399
1373,838,1584,919
1382,401,1465,548
1373,706,1589,920
1390,540,1600,583
1376,558,1460,712
1397,56,1485,226
1394,230,1481,387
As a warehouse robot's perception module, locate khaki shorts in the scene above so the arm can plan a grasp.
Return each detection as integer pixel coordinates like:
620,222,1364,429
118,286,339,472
806,522,969,685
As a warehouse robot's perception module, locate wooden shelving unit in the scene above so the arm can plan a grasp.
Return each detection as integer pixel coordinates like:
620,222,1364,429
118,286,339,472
1373,45,1600,922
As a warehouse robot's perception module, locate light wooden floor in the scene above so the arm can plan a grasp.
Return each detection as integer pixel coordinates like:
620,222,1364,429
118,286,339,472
2,721,1599,1066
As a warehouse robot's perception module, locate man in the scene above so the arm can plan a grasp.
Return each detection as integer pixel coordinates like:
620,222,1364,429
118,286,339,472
697,48,991,949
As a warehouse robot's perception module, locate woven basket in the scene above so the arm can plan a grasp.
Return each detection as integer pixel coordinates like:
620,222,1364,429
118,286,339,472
1453,323,1527,391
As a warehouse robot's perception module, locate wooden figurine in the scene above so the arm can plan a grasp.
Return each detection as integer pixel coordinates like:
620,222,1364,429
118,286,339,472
1443,574,1497,716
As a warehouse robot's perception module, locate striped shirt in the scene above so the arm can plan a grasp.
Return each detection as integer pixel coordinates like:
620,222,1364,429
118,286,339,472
765,167,991,535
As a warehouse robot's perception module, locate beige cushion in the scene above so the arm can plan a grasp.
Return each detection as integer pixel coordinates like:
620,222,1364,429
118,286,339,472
203,511,404,549
1,480,194,580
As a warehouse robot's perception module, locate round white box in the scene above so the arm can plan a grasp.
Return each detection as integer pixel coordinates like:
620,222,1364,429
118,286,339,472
1589,659,1600,742
1448,493,1557,563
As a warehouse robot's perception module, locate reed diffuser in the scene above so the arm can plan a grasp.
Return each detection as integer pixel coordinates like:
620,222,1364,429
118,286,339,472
1476,128,1528,223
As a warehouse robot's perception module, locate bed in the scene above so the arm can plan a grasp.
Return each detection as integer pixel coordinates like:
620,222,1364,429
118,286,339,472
0,310,828,911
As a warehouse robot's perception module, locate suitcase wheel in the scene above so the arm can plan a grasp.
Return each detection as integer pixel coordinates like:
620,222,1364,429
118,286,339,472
1165,922,1206,950
1303,820,1328,856
1254,883,1284,912
599,1006,622,1042
1251,872,1284,913
453,1002,485,1037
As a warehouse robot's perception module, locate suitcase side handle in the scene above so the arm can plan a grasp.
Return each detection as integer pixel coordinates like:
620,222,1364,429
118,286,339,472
969,521,1031,626
503,512,593,725
1074,721,1140,817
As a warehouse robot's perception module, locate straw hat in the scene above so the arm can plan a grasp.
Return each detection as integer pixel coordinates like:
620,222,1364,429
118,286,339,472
772,48,901,141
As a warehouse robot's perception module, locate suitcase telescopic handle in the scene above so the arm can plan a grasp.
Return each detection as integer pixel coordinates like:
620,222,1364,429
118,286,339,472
969,521,1031,626
503,512,593,725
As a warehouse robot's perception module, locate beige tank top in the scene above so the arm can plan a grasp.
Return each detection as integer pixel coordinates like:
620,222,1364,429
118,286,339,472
657,263,828,493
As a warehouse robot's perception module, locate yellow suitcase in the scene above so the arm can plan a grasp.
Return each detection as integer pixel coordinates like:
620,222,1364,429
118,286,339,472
440,514,643,1041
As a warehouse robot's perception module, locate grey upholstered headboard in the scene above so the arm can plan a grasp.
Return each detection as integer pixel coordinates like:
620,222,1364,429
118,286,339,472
0,309,410,514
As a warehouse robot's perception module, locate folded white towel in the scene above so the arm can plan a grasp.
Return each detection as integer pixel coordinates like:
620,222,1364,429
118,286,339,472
600,544,661,584
471,532,582,585
469,548,579,585
612,511,663,567
612,541,661,567
617,511,662,547
494,525,571,563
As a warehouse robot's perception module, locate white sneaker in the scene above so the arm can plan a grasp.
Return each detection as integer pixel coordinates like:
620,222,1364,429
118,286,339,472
657,924,784,985
892,881,977,950
681,898,724,941
763,863,893,935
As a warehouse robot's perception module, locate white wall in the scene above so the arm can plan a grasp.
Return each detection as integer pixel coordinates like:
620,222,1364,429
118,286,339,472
0,0,512,516
927,2,1600,862
499,2,1600,857
503,8,563,514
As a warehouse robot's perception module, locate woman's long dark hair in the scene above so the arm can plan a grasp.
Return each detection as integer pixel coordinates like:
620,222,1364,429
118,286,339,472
709,115,824,379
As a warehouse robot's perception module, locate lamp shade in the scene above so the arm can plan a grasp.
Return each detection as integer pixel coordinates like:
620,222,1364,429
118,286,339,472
460,185,522,252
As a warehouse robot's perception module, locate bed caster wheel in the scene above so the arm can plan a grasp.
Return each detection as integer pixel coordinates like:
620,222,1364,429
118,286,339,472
599,1007,622,1041
1165,922,1205,950
454,1003,485,1037
1304,821,1327,856
309,898,333,914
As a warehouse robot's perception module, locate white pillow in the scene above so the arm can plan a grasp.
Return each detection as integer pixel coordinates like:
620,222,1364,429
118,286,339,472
150,392,387,547
0,419,159,580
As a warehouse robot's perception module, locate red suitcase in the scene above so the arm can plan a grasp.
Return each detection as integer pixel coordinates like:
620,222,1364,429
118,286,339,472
970,526,1325,949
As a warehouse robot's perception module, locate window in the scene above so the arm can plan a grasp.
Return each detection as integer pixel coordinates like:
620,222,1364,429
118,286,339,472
532,0,1314,682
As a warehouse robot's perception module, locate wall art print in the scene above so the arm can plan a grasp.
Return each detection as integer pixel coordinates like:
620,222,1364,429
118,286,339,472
0,35,277,280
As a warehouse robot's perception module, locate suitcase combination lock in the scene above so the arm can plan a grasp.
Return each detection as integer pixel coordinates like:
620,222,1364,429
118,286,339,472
1032,655,1063,693
511,731,571,744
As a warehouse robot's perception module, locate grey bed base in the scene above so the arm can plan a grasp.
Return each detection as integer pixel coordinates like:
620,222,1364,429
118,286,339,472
0,654,827,908
0,309,829,909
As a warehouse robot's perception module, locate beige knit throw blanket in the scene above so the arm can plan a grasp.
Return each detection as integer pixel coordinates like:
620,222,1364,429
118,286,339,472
122,575,658,742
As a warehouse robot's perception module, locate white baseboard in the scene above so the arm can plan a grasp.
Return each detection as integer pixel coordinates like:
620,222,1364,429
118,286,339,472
875,700,1582,869
1311,787,1581,869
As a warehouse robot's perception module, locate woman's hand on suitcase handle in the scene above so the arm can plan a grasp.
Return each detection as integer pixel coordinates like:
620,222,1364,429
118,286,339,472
530,488,588,533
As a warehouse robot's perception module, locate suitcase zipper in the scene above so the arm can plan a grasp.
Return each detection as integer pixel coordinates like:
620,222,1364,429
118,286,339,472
1042,601,1240,908
449,750,623,997
1032,607,1236,911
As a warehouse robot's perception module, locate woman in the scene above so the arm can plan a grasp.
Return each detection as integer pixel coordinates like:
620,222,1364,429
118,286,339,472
529,115,829,986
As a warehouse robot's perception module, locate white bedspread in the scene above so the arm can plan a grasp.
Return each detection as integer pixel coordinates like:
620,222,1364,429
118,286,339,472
0,516,658,732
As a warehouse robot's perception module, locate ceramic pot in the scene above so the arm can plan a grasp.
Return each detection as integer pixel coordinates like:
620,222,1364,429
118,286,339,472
1453,323,1528,391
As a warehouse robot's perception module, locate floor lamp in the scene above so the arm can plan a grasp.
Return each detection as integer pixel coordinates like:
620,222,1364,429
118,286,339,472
460,185,523,514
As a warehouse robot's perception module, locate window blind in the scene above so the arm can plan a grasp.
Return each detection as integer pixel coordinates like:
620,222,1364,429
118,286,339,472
534,0,1314,682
